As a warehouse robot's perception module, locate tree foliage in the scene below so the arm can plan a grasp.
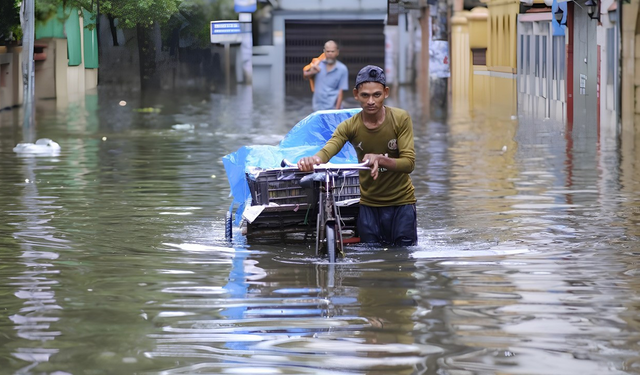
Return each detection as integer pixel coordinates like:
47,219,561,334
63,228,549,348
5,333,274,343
2,0,237,46
34,0,94,22
163,0,236,48
100,0,182,28
0,0,21,43
1,0,97,44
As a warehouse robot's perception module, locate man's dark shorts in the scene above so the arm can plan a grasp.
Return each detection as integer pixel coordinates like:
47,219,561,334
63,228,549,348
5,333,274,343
357,204,417,246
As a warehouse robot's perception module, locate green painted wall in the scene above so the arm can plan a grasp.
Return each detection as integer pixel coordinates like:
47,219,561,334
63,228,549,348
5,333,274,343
35,5,68,39
82,9,98,69
66,9,82,66
35,5,88,67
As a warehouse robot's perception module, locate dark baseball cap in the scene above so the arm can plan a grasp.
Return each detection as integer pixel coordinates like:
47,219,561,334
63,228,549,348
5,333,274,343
355,65,386,88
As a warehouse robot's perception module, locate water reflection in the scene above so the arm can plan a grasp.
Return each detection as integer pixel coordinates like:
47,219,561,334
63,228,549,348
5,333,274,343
7,157,64,373
145,246,442,374
0,85,639,374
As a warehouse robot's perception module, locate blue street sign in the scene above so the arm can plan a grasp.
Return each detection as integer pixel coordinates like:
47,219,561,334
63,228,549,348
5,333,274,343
212,21,242,35
235,0,257,13
210,21,251,44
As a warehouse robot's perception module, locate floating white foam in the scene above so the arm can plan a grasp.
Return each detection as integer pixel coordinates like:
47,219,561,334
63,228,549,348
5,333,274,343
163,242,236,253
412,247,529,259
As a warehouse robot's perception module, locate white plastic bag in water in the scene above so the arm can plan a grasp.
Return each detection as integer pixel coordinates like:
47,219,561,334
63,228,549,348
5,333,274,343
13,138,61,156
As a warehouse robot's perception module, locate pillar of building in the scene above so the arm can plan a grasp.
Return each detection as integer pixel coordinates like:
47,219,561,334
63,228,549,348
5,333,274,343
451,13,471,118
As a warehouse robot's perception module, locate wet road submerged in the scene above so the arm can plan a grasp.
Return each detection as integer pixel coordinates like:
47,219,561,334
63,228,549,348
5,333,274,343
0,86,639,374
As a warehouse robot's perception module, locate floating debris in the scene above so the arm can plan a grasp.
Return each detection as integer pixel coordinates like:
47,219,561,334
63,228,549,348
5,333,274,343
134,107,161,113
172,124,195,130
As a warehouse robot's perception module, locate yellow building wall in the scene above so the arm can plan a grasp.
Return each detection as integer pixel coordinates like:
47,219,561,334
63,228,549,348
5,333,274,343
468,8,489,114
451,1,518,118
620,3,640,212
489,74,517,118
451,7,491,118
472,66,489,112
484,0,519,117
468,9,488,49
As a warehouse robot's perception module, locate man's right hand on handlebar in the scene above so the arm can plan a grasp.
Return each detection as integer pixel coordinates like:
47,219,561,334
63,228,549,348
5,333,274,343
297,156,323,172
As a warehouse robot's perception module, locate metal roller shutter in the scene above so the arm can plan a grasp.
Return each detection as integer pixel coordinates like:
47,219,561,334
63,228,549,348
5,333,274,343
284,20,385,96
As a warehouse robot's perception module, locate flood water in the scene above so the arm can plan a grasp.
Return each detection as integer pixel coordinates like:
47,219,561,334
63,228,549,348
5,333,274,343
1,85,639,374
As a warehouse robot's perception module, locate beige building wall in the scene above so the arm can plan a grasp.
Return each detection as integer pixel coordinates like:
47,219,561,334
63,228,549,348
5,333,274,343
54,39,68,100
34,39,57,100
31,38,85,103
0,48,15,110
3,13,98,109
67,65,86,100
11,46,23,107
31,35,94,105
85,69,98,90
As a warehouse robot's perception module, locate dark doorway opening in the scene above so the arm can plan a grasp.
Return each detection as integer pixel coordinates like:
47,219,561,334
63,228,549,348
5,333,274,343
284,20,385,96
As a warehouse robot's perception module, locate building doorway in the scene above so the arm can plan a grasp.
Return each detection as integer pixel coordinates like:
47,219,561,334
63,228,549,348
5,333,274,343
284,20,385,96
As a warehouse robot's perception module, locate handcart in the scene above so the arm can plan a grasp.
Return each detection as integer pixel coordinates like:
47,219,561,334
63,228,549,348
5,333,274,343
222,108,365,259
241,164,362,252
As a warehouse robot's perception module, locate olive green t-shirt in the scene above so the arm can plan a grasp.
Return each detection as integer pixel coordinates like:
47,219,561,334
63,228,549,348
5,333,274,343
316,106,417,207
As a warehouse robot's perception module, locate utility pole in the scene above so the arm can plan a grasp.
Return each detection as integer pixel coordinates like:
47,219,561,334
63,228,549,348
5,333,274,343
431,0,449,118
419,1,430,120
20,0,35,141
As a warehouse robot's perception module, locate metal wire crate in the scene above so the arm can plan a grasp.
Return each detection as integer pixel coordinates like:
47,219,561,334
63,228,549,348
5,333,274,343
244,167,361,240
248,169,315,206
247,168,360,207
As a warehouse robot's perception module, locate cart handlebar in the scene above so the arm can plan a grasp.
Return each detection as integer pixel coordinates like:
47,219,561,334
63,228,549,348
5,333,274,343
281,158,370,171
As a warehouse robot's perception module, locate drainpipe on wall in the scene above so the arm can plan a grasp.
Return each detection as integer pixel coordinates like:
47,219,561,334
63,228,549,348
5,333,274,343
616,0,621,130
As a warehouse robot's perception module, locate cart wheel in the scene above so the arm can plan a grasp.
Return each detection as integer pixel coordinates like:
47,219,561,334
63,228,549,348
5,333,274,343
325,224,336,263
225,211,233,241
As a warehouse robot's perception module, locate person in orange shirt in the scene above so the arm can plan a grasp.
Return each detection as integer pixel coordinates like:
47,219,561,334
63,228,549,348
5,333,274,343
302,40,349,111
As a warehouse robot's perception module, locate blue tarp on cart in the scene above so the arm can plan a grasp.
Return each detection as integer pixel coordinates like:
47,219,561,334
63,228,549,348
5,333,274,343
223,109,361,224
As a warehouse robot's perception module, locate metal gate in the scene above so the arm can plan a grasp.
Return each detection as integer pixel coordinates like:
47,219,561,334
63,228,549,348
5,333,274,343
284,20,385,95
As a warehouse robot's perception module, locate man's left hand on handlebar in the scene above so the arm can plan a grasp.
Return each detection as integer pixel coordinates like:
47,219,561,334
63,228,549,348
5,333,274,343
297,156,322,171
